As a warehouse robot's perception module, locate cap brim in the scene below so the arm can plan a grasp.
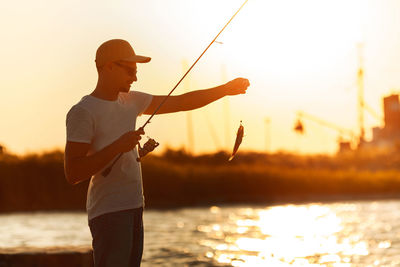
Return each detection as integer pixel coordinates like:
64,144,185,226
124,55,151,63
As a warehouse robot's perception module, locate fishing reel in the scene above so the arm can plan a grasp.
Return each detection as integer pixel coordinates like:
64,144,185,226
136,137,160,161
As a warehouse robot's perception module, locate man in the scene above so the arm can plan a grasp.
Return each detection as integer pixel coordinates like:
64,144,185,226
64,39,250,267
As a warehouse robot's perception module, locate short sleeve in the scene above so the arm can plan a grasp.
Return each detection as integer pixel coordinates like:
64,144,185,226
66,105,94,143
127,91,153,116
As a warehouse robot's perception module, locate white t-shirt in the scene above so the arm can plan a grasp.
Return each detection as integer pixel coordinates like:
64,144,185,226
66,91,153,220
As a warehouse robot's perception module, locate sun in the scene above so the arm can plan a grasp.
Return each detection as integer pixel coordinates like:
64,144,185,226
222,0,363,73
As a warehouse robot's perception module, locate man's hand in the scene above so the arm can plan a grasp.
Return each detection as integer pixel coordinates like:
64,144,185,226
65,127,145,185
224,78,250,96
113,128,145,153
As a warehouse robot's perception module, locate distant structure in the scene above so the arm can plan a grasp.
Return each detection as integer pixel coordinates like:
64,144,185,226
294,111,356,153
294,43,400,153
295,93,400,153
365,94,400,150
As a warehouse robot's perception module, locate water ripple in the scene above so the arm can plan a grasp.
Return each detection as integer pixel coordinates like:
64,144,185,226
1,200,400,266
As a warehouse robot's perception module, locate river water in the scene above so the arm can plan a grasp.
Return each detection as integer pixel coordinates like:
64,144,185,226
1,200,400,266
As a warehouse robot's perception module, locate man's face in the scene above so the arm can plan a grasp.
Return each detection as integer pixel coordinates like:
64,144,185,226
111,61,138,92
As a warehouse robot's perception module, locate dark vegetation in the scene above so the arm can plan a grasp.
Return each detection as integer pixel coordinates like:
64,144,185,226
1,148,400,212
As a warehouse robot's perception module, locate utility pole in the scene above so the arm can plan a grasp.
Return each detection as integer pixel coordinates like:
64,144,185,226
221,64,231,151
182,59,195,154
357,43,365,147
265,117,271,152
203,112,222,150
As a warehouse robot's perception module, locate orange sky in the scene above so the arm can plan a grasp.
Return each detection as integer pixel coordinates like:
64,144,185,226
2,0,400,155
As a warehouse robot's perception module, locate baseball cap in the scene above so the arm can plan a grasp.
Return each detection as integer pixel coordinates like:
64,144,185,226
95,39,151,67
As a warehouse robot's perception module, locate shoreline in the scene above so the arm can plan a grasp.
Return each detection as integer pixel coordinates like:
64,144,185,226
0,247,93,267
1,193,399,213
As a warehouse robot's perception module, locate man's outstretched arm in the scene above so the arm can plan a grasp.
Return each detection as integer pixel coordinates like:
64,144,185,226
143,78,250,115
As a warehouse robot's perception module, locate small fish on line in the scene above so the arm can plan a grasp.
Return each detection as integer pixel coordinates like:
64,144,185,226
229,121,244,161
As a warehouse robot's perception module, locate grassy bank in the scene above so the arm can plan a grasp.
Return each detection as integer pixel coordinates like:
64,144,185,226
142,150,400,208
1,149,400,212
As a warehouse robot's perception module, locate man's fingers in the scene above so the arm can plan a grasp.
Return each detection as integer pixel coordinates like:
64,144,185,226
127,131,142,143
136,129,145,135
239,78,249,94
233,78,250,89
241,78,250,88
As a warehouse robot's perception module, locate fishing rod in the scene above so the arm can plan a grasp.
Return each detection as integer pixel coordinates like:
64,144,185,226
102,0,249,176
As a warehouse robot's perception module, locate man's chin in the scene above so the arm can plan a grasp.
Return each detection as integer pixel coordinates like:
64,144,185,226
120,86,131,93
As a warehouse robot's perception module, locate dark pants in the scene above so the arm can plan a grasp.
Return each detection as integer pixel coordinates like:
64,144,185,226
89,207,144,267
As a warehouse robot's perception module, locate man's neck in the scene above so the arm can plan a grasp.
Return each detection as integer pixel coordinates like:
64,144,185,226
91,82,119,101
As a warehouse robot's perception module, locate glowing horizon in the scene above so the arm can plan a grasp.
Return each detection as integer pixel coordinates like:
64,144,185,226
1,0,400,155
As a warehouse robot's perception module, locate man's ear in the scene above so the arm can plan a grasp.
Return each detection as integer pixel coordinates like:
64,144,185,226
97,63,114,76
105,62,114,71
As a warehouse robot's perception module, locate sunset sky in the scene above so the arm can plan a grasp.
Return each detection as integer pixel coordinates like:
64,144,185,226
2,0,400,155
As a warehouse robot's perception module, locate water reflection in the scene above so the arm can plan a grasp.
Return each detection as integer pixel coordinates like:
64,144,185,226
1,201,400,266
197,203,394,266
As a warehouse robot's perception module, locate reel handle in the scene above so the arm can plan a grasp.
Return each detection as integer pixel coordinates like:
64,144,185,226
136,137,160,161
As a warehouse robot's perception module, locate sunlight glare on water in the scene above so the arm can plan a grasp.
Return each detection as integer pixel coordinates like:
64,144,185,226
197,204,386,266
